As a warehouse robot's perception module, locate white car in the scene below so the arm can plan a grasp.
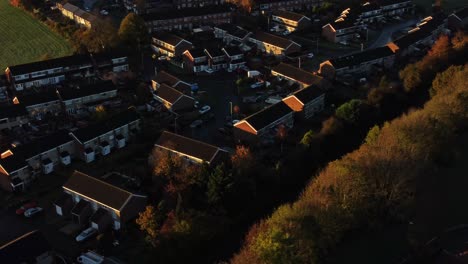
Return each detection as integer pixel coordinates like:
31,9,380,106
307,52,314,59
204,68,214,74
190,119,203,128
76,227,98,242
158,56,167,61
199,105,211,115
100,10,109,15
265,96,282,104
24,207,43,218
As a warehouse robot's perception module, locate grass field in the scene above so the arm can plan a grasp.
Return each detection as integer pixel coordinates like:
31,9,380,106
0,0,73,70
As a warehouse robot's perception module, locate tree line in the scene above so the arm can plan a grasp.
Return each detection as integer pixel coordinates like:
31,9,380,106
230,34,468,263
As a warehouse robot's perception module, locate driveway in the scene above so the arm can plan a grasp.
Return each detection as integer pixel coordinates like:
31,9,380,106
368,18,419,49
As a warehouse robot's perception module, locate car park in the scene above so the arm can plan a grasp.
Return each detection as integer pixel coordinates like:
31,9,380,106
198,105,211,114
16,201,37,215
76,227,98,242
24,207,43,218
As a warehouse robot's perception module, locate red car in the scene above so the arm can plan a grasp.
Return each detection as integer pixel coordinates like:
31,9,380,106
16,201,37,215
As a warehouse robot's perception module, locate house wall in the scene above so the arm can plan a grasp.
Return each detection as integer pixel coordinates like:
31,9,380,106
257,112,294,137
146,12,232,32
0,115,28,130
26,101,61,120
303,94,325,119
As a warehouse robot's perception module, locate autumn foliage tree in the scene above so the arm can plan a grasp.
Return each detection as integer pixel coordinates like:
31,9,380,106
136,205,159,246
118,13,148,49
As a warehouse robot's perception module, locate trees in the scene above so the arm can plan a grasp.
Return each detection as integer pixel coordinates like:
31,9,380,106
118,13,148,49
399,64,422,93
335,99,366,124
206,164,233,208
76,19,118,53
136,205,159,246
227,0,254,12
300,130,316,148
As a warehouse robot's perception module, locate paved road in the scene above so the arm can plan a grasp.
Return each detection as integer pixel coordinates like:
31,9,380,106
0,209,41,245
368,18,419,49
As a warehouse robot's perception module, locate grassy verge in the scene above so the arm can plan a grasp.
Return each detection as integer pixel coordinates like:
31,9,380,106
0,0,73,69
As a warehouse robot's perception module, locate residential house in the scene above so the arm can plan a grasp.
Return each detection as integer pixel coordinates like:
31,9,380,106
69,110,140,163
5,54,93,91
142,5,232,32
204,48,227,70
214,24,251,45
155,130,228,165
56,81,118,115
271,10,311,32
448,6,468,31
249,31,301,56
4,53,128,92
0,131,75,192
153,83,195,112
0,74,9,102
357,2,383,24
59,171,147,230
255,0,323,11
57,2,96,28
14,90,61,120
319,46,395,78
172,0,225,9
322,9,362,43
271,63,328,89
282,85,325,119
151,33,193,57
233,101,294,143
183,49,209,73
152,71,192,94
222,47,246,70
0,230,54,264
386,14,448,56
380,0,414,16
0,104,28,131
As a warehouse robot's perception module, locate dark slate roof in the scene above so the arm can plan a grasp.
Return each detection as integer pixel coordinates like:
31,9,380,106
222,46,243,57
7,54,92,75
291,85,324,103
156,131,223,163
252,31,299,49
152,32,188,46
185,48,207,58
57,81,117,101
380,0,413,6
154,71,180,86
329,46,394,69
18,90,59,107
155,83,184,104
141,5,232,21
392,14,447,49
71,109,139,143
0,154,27,174
14,130,73,158
0,104,27,119
359,2,381,13
64,171,132,210
272,63,324,86
0,230,51,264
272,10,308,22
92,51,128,66
90,208,110,223
204,48,225,58
242,101,293,131
453,6,468,19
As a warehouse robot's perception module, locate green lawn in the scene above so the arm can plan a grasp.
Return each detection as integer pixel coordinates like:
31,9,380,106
0,0,73,70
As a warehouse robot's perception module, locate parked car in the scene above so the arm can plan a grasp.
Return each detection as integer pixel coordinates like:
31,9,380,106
227,68,234,73
190,119,203,128
24,207,43,218
199,105,211,114
265,96,282,104
76,227,98,242
204,68,215,74
100,10,109,15
16,201,37,215
158,56,167,61
250,81,265,89
307,52,314,59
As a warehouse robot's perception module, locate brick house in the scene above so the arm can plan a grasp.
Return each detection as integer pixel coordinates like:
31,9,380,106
59,171,147,230
151,33,193,57
222,47,246,70
69,110,140,163
57,3,96,28
183,49,209,73
14,90,61,120
204,48,227,71
271,10,311,32
282,85,325,119
214,24,251,44
249,31,301,56
319,46,395,79
153,83,195,112
380,0,414,16
233,101,294,143
271,63,328,89
152,71,192,94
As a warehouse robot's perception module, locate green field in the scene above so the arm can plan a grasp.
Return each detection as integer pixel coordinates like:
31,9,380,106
0,0,73,70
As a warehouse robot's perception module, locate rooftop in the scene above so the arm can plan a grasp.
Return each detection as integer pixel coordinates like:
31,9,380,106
272,10,309,22
251,31,300,49
7,54,92,75
329,46,394,69
0,104,27,119
141,5,232,21
222,46,243,57
57,81,116,101
152,32,190,46
240,101,293,131
17,89,59,107
64,171,133,211
289,85,325,103
272,63,324,86
155,131,225,163
154,83,185,104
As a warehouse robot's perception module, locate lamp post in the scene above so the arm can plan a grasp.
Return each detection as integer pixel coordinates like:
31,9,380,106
174,115,179,134
229,101,233,120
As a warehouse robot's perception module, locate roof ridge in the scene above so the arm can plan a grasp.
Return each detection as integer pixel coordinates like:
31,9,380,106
161,131,219,151
73,170,133,196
